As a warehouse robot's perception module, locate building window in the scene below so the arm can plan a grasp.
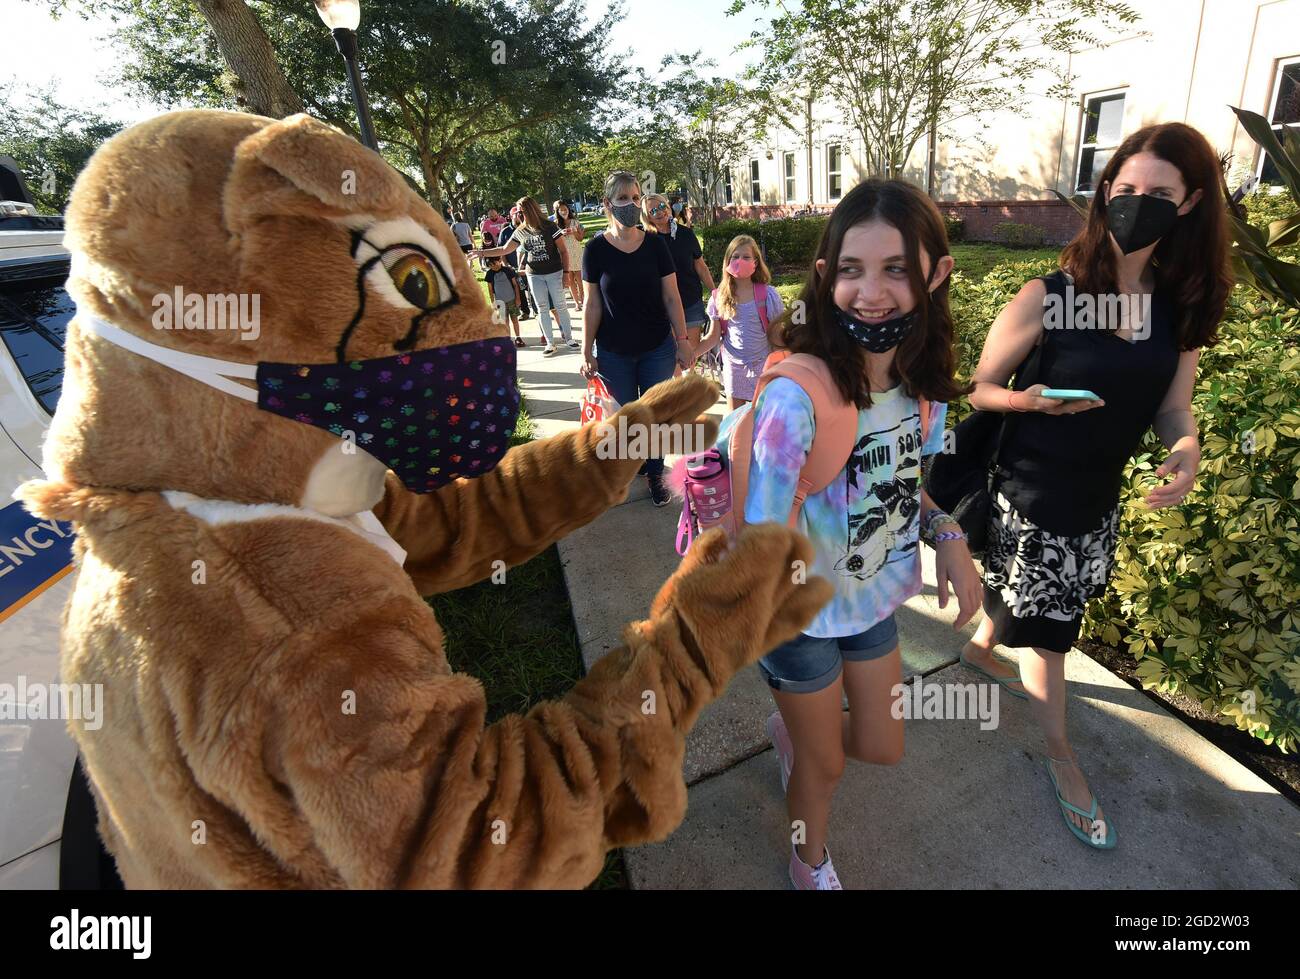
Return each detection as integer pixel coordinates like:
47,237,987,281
827,144,842,200
1075,90,1126,193
750,159,761,204
724,168,733,204
1260,56,1300,185
784,152,796,202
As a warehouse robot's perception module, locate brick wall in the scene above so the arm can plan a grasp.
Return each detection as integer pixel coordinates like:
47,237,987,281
938,200,1084,246
713,199,1084,246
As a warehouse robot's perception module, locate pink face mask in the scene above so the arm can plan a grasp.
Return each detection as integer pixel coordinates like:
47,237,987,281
728,256,756,279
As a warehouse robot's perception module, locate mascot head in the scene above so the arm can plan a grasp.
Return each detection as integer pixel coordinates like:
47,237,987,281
47,109,513,515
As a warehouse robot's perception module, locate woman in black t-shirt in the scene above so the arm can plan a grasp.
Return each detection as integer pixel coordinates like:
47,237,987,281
642,193,715,372
960,123,1231,850
580,171,693,505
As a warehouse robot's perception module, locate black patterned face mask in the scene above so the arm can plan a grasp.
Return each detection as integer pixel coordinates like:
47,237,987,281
836,307,917,353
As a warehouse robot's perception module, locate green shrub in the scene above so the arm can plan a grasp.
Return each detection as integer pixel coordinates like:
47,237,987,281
1245,189,1300,263
949,261,1300,753
944,215,966,242
992,221,1047,248
699,216,828,274
1082,295,1300,754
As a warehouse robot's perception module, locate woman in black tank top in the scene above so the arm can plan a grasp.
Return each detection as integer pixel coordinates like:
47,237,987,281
959,123,1233,850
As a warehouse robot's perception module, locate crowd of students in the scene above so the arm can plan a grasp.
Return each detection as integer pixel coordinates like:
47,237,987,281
462,119,1228,890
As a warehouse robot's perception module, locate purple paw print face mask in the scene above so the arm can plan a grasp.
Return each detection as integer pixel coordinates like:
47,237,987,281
82,317,521,494
258,339,520,492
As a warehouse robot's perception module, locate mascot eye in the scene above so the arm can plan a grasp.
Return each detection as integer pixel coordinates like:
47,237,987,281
387,253,443,309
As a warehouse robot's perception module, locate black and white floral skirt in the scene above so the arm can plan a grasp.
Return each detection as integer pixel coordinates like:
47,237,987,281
982,488,1120,653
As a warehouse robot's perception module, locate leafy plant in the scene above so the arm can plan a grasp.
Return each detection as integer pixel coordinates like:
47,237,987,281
698,215,829,271
1224,106,1300,308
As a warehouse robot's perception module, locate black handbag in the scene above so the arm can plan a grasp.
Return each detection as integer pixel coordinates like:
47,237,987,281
925,330,1051,555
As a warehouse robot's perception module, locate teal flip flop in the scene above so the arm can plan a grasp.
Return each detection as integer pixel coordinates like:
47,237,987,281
1046,757,1117,850
958,649,1029,700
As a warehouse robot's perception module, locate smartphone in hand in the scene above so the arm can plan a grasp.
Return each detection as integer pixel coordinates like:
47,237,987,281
1040,388,1102,401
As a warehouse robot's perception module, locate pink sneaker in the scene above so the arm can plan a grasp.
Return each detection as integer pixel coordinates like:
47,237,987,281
765,710,794,794
789,844,843,890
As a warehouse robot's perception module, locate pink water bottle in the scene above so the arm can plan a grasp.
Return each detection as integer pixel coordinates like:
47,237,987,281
675,449,733,555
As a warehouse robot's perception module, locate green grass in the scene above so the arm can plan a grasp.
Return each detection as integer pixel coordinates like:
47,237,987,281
423,396,629,889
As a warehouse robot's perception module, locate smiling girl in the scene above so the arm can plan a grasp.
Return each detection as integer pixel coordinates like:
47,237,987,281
748,180,980,888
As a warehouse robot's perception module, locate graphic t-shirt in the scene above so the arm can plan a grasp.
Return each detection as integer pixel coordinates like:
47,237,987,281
510,221,564,275
744,377,948,638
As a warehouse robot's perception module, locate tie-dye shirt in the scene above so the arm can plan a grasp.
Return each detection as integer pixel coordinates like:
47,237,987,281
743,377,947,638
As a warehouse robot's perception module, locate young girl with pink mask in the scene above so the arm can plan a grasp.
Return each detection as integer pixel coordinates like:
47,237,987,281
696,235,783,410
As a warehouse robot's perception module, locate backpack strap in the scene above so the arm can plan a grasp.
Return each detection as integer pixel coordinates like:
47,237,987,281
729,352,858,530
714,284,771,338
753,282,770,335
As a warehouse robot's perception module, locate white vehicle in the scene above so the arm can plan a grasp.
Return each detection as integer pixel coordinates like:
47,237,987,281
0,186,112,889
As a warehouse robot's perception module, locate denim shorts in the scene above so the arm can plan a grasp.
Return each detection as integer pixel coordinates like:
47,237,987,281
757,614,900,694
682,300,708,327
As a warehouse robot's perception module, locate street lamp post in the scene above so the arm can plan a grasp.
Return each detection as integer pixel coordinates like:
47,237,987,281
314,0,378,151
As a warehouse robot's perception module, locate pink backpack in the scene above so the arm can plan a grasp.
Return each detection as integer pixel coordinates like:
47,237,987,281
672,350,932,555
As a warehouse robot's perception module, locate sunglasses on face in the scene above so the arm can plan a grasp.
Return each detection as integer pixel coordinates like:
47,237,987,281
649,204,669,216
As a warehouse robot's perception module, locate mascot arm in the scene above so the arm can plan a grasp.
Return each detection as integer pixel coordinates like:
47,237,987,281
271,525,830,888
373,374,719,596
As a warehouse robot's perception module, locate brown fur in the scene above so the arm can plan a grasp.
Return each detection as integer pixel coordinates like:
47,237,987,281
17,110,831,888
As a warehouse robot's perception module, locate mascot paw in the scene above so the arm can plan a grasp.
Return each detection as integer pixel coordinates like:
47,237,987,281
650,524,833,671
613,373,720,444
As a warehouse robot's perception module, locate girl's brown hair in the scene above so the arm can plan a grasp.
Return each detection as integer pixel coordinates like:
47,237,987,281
1060,122,1231,349
776,179,969,408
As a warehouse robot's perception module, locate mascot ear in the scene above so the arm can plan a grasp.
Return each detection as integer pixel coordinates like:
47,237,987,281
228,113,410,223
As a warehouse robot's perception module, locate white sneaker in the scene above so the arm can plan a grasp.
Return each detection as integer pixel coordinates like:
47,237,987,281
566,338,581,349
543,344,556,356
789,844,843,890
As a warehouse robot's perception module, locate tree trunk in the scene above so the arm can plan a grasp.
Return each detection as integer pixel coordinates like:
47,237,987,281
194,0,305,118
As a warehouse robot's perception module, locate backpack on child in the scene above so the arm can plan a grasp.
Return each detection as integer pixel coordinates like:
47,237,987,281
670,351,932,555
711,281,771,343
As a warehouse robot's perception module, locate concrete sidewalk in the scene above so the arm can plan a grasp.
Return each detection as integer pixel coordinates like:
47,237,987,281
517,293,1300,890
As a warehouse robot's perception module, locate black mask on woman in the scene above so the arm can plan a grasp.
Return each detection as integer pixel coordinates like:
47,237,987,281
836,306,917,353
1106,194,1181,254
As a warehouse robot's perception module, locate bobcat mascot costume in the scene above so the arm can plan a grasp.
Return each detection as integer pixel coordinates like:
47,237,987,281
17,110,831,888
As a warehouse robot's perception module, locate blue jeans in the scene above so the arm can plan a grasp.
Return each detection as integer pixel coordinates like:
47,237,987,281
595,331,677,478
757,614,900,693
529,271,572,344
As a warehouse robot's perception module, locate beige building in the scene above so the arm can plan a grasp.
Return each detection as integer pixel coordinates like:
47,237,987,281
716,0,1299,230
